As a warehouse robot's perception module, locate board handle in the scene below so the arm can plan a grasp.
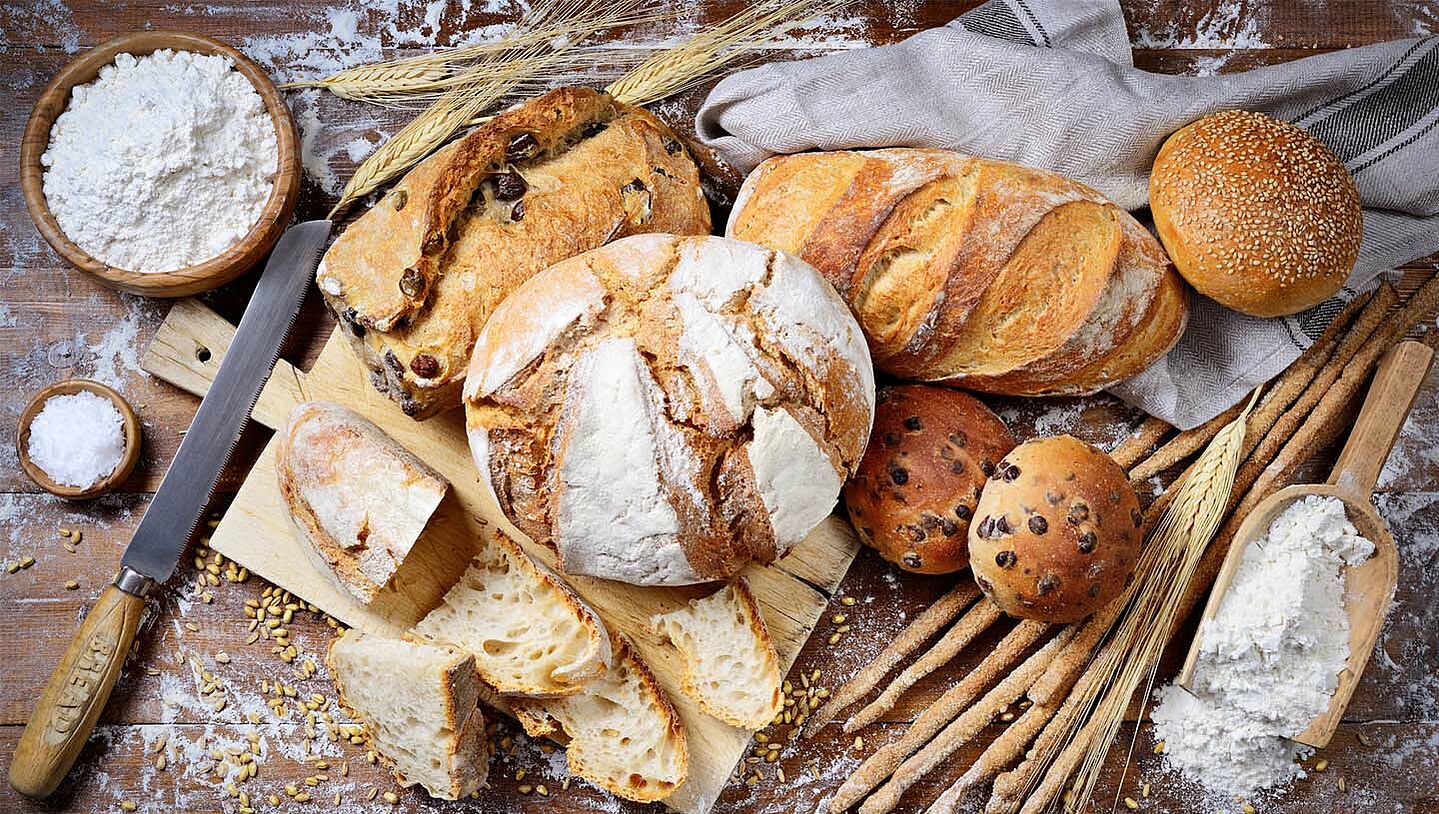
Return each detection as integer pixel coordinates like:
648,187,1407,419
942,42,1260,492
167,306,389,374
8,568,150,799
1328,340,1434,500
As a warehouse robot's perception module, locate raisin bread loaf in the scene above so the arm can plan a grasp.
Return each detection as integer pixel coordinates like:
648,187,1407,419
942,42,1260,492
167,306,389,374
727,148,1189,396
276,402,448,604
327,629,488,800
464,234,875,585
317,86,711,419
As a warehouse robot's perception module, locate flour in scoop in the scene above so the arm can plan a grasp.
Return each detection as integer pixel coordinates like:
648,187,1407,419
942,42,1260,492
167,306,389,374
41,49,278,274
27,390,127,488
1152,495,1374,796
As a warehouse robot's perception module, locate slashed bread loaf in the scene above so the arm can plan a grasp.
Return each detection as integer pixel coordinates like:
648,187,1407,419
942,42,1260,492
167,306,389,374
650,579,783,730
327,629,487,800
727,148,1189,396
276,402,448,604
411,531,609,697
464,234,876,585
513,634,687,803
316,86,711,419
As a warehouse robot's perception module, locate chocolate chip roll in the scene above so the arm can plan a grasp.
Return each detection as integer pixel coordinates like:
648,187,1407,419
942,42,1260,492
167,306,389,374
968,435,1141,622
842,385,1016,574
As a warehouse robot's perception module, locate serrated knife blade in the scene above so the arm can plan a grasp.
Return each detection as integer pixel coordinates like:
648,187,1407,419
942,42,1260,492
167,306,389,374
9,219,330,801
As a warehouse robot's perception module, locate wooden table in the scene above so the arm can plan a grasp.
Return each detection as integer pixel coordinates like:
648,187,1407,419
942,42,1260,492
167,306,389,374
2,2,1436,812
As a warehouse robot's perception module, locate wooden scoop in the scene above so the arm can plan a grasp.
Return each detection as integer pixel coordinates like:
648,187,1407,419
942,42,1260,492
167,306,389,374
1178,340,1434,748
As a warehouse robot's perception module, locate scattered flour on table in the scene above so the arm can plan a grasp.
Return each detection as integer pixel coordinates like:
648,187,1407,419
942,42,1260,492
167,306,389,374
1131,2,1271,49
0,0,82,54
41,50,278,274
1151,495,1374,797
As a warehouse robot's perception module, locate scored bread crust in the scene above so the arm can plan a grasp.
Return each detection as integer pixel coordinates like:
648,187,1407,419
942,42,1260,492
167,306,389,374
463,234,875,586
511,633,688,803
317,86,711,420
326,629,489,800
649,577,783,730
275,402,449,605
411,531,611,697
727,148,1189,395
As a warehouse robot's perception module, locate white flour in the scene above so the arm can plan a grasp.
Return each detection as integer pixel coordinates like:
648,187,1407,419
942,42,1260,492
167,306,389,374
1152,495,1374,796
41,49,278,274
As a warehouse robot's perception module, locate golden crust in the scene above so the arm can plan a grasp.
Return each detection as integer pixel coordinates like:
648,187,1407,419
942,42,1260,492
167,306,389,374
319,86,710,419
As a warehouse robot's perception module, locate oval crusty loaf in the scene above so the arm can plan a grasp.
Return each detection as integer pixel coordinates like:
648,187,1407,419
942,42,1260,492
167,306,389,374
411,531,610,698
727,148,1190,396
276,402,449,604
464,234,875,586
513,633,687,803
317,86,711,419
649,578,783,730
327,629,488,801
843,385,1016,574
967,435,1142,623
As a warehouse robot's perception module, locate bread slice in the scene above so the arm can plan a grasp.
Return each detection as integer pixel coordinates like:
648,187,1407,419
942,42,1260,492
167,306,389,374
650,579,783,730
327,628,488,800
512,634,687,803
276,402,449,604
412,532,610,697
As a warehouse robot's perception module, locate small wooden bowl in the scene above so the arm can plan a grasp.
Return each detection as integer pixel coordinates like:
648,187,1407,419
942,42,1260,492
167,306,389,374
20,31,301,297
16,380,143,500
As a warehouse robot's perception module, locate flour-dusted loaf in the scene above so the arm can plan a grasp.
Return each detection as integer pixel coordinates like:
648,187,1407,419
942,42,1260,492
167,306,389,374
650,579,783,730
843,385,1017,574
412,531,610,697
968,436,1142,623
317,86,711,419
727,148,1189,396
513,634,687,803
276,402,449,604
327,629,488,800
464,234,875,586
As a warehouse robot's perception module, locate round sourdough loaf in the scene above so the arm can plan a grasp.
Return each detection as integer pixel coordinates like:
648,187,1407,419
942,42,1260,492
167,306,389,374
843,385,1015,574
463,234,875,585
1150,110,1361,317
727,148,1189,396
967,435,1141,622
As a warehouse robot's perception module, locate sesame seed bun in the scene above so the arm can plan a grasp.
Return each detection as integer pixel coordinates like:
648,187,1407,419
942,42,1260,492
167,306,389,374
1149,110,1361,318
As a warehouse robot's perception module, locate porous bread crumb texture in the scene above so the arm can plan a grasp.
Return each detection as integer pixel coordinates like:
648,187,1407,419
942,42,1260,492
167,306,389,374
411,531,609,697
650,579,784,730
1150,110,1361,317
326,629,488,800
464,234,875,586
512,635,687,803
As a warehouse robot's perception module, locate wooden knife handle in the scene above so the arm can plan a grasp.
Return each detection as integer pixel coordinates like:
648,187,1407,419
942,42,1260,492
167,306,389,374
1328,340,1435,500
8,568,150,799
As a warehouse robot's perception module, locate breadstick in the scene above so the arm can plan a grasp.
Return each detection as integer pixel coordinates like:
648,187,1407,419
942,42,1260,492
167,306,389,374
858,627,1080,814
805,582,980,736
844,599,1004,733
826,620,1051,814
928,703,1052,814
1108,416,1171,470
1128,288,1376,484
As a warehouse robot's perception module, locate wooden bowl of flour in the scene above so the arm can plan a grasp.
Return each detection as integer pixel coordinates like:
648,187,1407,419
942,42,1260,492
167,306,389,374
20,31,301,297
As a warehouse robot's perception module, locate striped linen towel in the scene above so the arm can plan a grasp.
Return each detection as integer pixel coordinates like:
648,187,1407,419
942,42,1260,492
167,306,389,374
695,0,1439,429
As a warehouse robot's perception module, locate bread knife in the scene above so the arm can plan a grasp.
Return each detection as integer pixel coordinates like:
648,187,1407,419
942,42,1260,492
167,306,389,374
8,219,332,799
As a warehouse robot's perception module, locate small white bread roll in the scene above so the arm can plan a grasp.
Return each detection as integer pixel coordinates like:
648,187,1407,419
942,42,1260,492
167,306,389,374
464,234,875,585
1150,110,1362,318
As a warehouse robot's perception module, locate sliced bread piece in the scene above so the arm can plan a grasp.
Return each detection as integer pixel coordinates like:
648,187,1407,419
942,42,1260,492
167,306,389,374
650,579,783,730
276,402,449,604
512,634,687,803
411,531,610,697
327,628,488,800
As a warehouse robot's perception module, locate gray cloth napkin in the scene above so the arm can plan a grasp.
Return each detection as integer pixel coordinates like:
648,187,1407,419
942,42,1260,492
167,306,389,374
695,0,1439,430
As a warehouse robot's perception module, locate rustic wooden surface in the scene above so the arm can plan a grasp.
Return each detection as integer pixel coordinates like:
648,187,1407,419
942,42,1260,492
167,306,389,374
2,2,1437,813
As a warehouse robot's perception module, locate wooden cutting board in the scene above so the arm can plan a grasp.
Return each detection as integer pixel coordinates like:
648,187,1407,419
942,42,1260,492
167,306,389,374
141,298,861,814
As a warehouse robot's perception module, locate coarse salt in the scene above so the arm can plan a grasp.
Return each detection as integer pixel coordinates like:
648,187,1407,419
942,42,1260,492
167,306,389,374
41,49,278,274
1151,495,1374,796
27,390,127,488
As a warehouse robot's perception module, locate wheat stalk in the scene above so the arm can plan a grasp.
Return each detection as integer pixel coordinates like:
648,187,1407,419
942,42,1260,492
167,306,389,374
607,0,853,107
1015,389,1261,814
